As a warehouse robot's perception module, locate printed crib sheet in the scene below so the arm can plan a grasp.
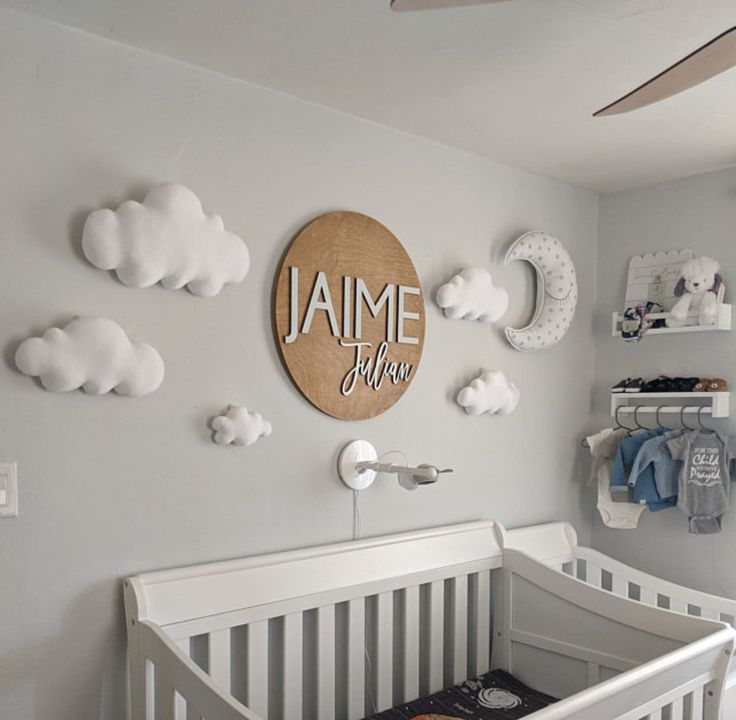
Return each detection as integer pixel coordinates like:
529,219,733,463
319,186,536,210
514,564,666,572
364,669,557,720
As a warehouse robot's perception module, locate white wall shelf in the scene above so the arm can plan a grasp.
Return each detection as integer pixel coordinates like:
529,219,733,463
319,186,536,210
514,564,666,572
610,391,730,419
611,304,732,337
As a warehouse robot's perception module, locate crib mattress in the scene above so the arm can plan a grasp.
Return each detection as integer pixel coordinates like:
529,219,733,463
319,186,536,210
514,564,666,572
364,669,557,720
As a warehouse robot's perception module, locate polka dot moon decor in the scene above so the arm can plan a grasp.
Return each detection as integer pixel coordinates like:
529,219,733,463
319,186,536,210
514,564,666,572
504,231,577,352
274,211,425,420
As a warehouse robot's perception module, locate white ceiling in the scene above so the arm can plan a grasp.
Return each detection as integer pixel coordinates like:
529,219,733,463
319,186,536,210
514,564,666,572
4,0,736,193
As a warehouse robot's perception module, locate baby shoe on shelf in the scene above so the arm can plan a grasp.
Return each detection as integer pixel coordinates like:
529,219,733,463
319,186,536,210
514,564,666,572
693,378,712,392
641,376,671,393
624,378,643,393
673,377,700,392
611,378,630,393
707,378,728,392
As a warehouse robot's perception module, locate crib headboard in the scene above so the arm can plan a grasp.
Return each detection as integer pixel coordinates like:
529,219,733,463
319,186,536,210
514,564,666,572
495,521,578,568
124,520,502,720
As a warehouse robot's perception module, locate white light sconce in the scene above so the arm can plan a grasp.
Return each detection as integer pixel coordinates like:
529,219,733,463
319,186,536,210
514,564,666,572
337,440,453,491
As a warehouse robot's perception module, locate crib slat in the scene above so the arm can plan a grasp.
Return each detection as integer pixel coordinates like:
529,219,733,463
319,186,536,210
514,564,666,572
155,669,176,720
246,620,269,719
146,658,156,720
610,574,627,597
428,580,445,693
701,607,719,620
640,587,657,606
185,701,201,720
348,598,365,720
670,597,687,614
648,709,662,720
376,592,394,711
690,686,704,720
283,613,303,720
586,561,603,589
452,576,468,684
209,629,231,692
475,572,491,675
174,638,190,720
317,605,336,720
403,586,420,703
670,696,684,720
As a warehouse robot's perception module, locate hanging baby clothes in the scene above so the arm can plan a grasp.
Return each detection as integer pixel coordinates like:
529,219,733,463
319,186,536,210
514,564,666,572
587,428,646,529
628,429,683,506
667,430,736,534
611,428,677,511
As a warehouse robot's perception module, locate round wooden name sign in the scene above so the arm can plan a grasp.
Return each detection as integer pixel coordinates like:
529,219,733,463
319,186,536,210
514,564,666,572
274,212,425,420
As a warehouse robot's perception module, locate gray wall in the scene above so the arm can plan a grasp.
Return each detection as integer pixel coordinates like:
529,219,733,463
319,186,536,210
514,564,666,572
0,10,598,719
592,167,736,596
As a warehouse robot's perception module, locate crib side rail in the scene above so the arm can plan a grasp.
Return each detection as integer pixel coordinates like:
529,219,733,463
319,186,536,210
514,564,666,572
497,548,736,720
524,628,734,720
570,546,736,625
129,619,260,720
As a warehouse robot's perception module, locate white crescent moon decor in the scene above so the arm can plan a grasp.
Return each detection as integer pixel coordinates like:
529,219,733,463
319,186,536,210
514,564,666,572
504,231,577,352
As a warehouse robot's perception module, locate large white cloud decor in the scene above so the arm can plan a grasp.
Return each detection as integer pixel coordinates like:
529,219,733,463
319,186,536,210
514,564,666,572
211,406,272,447
435,268,508,322
15,317,164,396
456,370,520,416
82,183,250,298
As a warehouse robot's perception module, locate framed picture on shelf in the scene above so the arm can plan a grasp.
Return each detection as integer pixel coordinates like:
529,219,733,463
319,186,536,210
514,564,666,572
623,249,694,312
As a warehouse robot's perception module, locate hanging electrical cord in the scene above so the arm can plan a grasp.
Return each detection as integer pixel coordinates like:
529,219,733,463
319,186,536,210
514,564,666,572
352,450,409,540
352,489,363,541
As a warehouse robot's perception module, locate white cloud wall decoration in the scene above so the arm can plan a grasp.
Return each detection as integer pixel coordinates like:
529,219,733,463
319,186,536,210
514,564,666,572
211,406,272,447
456,370,520,416
82,183,250,297
436,268,509,322
15,317,164,396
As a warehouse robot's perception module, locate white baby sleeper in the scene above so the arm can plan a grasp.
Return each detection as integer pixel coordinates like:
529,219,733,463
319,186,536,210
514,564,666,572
587,428,646,529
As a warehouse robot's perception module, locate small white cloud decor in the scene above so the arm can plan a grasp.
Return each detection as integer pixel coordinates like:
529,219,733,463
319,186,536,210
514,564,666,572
435,268,509,322
82,183,250,298
456,370,520,416
211,406,272,447
15,317,164,396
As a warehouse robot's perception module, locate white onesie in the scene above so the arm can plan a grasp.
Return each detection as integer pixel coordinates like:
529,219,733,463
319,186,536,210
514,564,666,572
587,428,646,529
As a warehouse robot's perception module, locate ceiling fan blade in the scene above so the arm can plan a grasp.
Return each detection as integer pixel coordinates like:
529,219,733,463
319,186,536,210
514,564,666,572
391,0,512,12
595,26,736,117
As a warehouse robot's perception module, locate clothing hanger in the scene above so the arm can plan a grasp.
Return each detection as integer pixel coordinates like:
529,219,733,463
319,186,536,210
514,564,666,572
697,406,711,431
680,405,694,431
632,405,649,432
655,405,668,430
614,405,634,435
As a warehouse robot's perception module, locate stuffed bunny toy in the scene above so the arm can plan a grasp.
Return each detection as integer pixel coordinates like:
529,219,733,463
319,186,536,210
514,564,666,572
666,257,723,327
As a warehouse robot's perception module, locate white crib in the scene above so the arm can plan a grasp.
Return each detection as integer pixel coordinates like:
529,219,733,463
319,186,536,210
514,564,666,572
124,521,736,720
500,521,736,716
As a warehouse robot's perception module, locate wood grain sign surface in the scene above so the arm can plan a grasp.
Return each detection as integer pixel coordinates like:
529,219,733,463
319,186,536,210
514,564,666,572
274,212,425,420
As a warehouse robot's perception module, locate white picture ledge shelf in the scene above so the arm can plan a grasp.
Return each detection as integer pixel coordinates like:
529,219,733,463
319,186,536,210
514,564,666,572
610,392,730,419
611,304,732,337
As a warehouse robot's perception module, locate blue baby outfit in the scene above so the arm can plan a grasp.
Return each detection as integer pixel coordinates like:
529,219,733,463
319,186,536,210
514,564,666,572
610,429,677,511
629,430,684,501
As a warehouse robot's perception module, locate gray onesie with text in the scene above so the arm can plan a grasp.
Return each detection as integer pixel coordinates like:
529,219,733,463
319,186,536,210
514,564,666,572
667,431,735,534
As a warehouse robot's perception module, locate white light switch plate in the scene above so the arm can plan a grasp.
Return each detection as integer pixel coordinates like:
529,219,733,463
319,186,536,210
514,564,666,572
0,462,18,518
